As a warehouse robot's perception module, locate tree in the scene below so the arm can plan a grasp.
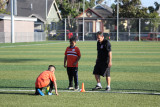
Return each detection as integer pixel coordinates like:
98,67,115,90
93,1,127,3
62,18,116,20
96,0,104,4
0,0,9,14
112,0,150,18
148,1,160,12
147,2,160,32
56,0,96,18
55,0,96,30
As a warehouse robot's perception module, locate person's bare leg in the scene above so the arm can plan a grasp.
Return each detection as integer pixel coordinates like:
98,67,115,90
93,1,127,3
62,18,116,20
106,76,111,86
95,75,100,83
106,76,111,91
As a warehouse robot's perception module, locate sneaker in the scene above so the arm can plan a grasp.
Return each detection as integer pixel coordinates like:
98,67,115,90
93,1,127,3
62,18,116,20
92,85,102,91
105,87,111,91
68,86,74,90
37,89,45,96
48,92,53,95
74,86,79,91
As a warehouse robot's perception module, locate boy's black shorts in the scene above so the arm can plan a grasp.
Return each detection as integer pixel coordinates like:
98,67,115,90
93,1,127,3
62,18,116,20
93,62,110,77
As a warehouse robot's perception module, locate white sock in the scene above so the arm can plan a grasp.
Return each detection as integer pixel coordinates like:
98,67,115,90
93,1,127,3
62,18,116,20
107,85,110,88
97,83,101,87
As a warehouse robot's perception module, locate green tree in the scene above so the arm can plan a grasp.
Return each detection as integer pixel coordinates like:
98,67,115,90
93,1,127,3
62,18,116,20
147,2,160,32
96,0,104,4
55,0,96,30
0,0,9,14
112,0,150,18
56,0,96,18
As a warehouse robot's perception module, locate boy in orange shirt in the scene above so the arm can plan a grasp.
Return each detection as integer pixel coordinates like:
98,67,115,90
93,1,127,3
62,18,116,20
35,65,58,96
64,37,81,90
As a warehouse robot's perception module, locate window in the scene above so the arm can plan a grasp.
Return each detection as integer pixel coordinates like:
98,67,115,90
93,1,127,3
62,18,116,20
85,22,93,32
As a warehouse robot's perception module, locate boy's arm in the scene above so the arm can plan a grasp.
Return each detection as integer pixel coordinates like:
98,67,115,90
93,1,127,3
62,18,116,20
53,81,58,95
64,55,67,68
73,56,81,66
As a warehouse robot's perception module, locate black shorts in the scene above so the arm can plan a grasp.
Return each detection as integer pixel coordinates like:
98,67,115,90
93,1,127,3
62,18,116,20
93,62,110,77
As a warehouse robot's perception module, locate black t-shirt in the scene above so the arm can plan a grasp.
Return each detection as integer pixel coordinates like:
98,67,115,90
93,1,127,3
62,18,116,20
97,39,111,63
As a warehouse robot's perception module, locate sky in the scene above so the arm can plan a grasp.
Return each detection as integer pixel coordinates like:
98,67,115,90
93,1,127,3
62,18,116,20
106,0,160,7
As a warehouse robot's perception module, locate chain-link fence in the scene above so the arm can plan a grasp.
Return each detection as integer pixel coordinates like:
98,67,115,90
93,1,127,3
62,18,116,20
0,18,160,43
47,18,160,41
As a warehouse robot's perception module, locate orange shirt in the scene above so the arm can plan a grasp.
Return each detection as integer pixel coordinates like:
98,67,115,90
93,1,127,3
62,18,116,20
35,70,56,88
65,46,81,67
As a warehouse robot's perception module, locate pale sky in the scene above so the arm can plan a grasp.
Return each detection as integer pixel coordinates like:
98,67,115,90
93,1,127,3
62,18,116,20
106,0,160,7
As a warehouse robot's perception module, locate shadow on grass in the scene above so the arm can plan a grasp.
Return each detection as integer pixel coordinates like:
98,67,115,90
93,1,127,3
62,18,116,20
0,92,35,96
0,86,34,89
0,58,44,63
113,88,160,93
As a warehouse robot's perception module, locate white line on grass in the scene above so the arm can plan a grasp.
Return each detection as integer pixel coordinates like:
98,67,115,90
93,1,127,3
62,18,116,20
0,42,68,48
0,89,160,95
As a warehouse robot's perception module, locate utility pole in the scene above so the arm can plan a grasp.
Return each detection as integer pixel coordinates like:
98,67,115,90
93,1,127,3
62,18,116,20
83,0,85,41
11,0,15,43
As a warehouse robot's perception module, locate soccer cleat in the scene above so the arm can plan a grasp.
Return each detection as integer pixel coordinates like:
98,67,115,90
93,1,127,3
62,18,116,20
48,92,53,95
37,89,45,96
105,87,111,91
92,85,102,91
68,86,74,90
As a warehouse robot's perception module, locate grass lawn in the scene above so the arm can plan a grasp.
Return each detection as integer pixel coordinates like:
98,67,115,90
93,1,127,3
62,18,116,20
0,41,160,107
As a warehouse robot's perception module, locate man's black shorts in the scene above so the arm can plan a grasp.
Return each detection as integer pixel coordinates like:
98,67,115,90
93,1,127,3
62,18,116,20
93,62,110,77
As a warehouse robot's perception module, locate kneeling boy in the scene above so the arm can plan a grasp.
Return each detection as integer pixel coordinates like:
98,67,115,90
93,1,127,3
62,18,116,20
35,65,58,96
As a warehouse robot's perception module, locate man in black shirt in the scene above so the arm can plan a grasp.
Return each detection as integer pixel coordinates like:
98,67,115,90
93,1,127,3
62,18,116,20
92,31,112,91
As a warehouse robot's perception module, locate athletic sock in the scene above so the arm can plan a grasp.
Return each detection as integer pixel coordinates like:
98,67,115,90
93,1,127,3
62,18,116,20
97,83,102,87
107,85,110,88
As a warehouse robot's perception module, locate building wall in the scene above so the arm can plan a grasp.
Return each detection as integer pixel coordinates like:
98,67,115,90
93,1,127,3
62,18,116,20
2,20,34,43
47,3,60,24
3,20,34,32
0,20,4,32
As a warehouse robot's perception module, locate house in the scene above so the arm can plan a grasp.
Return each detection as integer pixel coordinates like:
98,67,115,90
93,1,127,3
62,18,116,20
6,0,62,31
157,6,160,16
76,4,113,38
0,14,37,43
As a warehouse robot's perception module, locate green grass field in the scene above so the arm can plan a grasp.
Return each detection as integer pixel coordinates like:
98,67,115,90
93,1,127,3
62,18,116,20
0,41,160,107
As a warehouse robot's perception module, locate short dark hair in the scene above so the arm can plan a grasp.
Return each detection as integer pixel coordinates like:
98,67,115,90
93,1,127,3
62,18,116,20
70,37,76,42
97,31,103,36
48,65,56,70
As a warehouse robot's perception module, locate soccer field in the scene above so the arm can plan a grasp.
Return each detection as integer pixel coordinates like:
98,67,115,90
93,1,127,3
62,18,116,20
0,41,160,107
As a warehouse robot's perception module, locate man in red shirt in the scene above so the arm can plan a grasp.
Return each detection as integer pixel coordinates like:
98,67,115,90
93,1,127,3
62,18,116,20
35,65,58,96
64,37,81,90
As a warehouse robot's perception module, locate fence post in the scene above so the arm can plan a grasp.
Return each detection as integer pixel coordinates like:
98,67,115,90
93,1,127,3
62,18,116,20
65,18,66,41
117,0,119,42
139,18,141,41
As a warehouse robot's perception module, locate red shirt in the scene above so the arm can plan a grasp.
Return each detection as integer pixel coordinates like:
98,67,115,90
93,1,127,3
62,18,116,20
68,32,73,39
65,46,81,67
35,70,56,88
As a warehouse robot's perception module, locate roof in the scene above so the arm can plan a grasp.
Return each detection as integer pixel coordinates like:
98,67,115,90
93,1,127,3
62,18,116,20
76,4,113,18
92,4,113,18
6,0,61,22
0,14,37,21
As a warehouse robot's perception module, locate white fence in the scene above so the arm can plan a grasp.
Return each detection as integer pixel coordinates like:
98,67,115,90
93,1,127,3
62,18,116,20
0,32,46,43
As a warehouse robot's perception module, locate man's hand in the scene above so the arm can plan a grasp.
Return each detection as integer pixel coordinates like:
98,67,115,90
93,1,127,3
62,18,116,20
64,64,67,68
108,61,112,68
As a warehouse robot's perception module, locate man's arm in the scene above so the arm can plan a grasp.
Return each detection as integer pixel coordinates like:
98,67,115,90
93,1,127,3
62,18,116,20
53,81,58,95
108,51,112,67
64,55,67,68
